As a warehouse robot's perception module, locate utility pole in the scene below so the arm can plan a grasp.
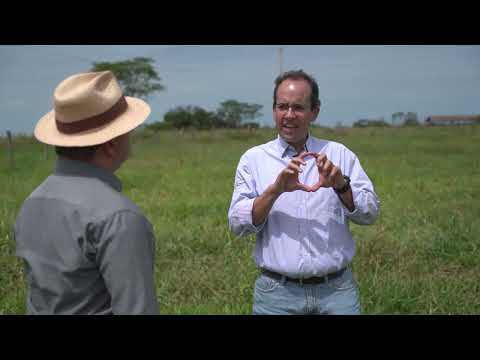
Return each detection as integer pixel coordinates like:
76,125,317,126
278,47,283,75
6,130,14,169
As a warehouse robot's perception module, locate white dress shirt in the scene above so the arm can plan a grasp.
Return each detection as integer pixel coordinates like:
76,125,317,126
228,134,380,278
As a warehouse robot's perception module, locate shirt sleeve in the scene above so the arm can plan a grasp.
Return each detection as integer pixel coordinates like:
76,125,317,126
93,210,159,315
342,150,380,225
228,153,266,237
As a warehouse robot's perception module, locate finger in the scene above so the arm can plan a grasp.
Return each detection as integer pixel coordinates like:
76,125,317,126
309,182,322,192
291,158,307,166
298,151,317,161
316,153,327,167
287,163,302,173
293,152,308,165
321,160,332,176
328,167,339,184
296,183,312,192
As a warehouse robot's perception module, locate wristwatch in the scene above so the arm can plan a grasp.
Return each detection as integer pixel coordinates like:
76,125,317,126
334,175,351,194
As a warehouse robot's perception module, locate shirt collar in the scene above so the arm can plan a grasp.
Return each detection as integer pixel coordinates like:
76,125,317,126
55,156,122,192
276,134,312,158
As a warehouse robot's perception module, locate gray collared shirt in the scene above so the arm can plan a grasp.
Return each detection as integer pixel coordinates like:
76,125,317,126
228,135,380,278
14,157,159,315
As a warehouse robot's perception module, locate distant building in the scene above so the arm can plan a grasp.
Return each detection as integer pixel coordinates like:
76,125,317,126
353,118,390,127
392,112,418,126
425,115,480,126
354,119,371,127
391,113,407,127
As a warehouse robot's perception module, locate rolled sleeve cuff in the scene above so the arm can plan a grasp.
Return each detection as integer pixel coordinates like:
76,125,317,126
344,189,379,225
343,204,360,218
230,198,266,236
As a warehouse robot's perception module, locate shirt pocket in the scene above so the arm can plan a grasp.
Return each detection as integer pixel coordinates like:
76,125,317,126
329,205,345,225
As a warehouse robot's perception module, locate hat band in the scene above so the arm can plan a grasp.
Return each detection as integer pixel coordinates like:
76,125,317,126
55,96,128,134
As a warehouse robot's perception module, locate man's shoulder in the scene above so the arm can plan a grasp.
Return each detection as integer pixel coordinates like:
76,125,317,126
79,179,144,219
240,139,277,160
26,173,143,219
325,139,348,152
310,136,354,155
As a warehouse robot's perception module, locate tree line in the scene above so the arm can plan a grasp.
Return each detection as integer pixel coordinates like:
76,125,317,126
149,100,262,131
91,57,262,131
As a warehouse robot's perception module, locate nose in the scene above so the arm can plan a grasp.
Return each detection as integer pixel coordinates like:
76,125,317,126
285,107,296,118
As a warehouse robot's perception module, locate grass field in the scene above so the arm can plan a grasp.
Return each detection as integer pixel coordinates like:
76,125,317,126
1,126,479,314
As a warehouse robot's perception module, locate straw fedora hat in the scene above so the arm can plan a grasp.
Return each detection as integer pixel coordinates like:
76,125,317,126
34,71,151,146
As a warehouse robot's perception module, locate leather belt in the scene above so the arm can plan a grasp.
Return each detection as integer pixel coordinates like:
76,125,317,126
261,267,347,285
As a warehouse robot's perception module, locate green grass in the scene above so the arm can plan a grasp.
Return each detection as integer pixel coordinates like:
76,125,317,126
1,126,479,314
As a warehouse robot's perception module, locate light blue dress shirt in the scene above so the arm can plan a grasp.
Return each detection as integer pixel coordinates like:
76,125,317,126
228,134,380,278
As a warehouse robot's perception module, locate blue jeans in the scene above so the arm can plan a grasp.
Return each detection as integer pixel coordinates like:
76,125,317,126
253,267,361,315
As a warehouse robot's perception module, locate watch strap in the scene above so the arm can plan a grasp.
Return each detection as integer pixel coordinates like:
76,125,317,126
334,175,351,194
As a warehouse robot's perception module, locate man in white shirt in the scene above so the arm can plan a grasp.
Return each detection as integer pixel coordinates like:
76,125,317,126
228,70,380,315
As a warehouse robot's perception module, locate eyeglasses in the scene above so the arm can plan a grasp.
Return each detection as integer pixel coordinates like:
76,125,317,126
275,103,309,114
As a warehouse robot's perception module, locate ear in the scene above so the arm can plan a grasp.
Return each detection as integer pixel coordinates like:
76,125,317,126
99,139,117,159
310,105,320,123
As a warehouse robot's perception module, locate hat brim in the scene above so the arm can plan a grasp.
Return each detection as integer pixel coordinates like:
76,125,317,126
34,96,151,147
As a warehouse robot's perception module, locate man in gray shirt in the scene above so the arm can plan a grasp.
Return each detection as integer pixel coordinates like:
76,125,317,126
14,71,159,314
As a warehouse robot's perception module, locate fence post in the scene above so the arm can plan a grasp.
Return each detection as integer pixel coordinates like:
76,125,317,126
6,130,14,169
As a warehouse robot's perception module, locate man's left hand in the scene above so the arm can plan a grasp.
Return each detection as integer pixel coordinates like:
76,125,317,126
310,153,346,192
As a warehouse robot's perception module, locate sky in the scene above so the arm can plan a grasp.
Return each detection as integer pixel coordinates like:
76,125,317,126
1,45,479,134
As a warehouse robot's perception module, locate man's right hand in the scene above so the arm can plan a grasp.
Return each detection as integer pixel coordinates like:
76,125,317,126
271,151,315,194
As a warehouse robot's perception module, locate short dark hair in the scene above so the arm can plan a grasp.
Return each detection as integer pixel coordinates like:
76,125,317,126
55,145,101,161
273,69,321,110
